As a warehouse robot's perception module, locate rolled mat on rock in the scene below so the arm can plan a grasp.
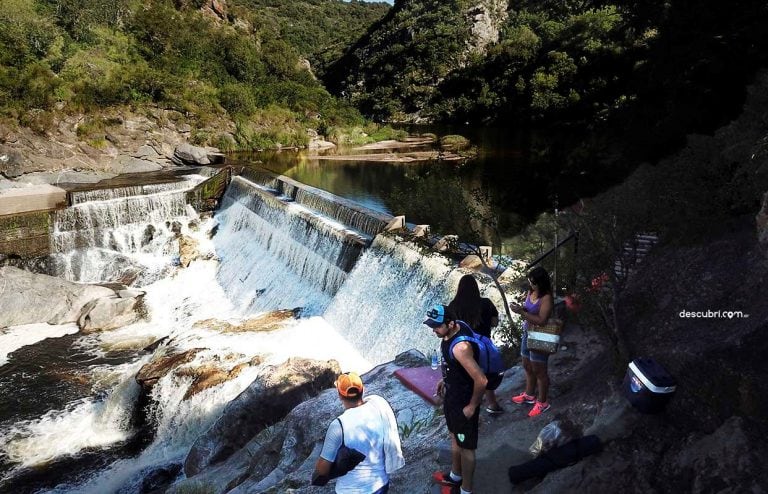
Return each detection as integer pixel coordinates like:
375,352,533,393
508,435,603,484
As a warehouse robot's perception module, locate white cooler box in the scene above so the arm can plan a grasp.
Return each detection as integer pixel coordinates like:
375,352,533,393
622,357,676,414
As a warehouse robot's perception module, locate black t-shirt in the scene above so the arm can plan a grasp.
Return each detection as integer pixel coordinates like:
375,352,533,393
441,323,478,404
474,298,499,338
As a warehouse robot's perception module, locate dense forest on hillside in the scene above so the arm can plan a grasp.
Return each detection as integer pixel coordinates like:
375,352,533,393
3,0,768,163
326,0,768,159
230,0,389,76
0,0,389,148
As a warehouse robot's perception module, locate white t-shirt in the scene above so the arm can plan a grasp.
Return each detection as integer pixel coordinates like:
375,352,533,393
320,399,390,493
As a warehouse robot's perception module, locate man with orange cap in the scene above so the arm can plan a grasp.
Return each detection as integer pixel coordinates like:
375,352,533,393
312,372,404,493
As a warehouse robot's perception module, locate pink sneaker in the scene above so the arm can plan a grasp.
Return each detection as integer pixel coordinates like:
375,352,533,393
528,401,551,417
511,392,536,404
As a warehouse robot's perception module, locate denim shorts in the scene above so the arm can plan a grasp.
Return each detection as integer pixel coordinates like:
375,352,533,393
521,330,550,364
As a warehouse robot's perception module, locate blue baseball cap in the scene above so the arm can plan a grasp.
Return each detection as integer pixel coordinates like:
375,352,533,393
423,304,448,328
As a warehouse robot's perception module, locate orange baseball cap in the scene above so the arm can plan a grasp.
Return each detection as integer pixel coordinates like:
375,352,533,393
335,372,364,398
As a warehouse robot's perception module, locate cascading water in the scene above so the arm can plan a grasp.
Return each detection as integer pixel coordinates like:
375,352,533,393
239,169,390,238
68,181,195,205
324,234,465,363
293,187,389,238
0,169,482,493
51,176,206,284
213,176,368,314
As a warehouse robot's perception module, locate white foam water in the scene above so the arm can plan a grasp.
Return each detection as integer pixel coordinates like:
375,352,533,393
324,234,465,363
1,252,369,492
212,176,372,314
0,359,145,474
51,176,205,284
0,174,474,493
40,316,369,494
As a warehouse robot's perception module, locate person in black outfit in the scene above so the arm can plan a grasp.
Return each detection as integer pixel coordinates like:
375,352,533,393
424,304,487,494
448,274,502,414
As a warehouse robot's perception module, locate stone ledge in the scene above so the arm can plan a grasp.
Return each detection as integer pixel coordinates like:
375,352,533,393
0,184,67,215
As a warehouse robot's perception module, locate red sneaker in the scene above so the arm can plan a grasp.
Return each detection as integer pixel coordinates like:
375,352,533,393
528,401,551,417
511,392,536,404
432,471,460,487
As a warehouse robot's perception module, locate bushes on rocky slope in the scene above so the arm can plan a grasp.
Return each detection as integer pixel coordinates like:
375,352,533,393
0,0,384,147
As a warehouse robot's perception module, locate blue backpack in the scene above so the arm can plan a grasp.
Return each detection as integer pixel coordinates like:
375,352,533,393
448,321,505,377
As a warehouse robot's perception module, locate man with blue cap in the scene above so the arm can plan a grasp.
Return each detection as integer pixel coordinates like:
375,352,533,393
424,304,487,494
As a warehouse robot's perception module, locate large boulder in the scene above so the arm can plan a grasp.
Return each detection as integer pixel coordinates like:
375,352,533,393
171,351,436,494
177,357,262,400
178,234,200,268
0,266,114,327
133,145,160,160
0,147,24,179
183,357,340,478
174,143,214,166
135,348,205,391
77,293,145,333
109,155,164,174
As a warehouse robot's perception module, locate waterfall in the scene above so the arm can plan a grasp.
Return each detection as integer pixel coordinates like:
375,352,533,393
217,176,493,362
324,234,466,363
213,176,369,314
0,258,369,493
1,166,503,493
0,359,144,478
293,187,389,238
69,181,194,205
239,168,391,237
51,176,205,283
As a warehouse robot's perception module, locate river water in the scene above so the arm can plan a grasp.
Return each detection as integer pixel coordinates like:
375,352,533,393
0,168,502,493
236,125,592,254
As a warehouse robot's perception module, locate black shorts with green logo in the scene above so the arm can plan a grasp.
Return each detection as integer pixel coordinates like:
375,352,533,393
444,396,480,450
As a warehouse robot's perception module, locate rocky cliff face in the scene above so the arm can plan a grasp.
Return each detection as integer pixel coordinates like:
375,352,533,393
465,0,508,58
579,70,768,492
610,224,768,492
323,0,509,121
0,108,232,183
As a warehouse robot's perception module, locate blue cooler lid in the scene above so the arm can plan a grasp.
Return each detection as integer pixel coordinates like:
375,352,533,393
629,357,676,393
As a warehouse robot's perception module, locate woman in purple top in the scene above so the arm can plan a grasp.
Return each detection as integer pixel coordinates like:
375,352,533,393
509,266,554,417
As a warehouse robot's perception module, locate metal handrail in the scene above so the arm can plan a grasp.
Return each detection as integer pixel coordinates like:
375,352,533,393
525,231,579,270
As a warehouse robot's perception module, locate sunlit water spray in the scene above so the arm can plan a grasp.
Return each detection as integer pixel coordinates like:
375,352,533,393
0,360,145,472
213,176,369,314
324,234,467,363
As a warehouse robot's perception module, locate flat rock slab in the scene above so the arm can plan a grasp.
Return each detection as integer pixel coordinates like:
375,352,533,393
394,366,442,405
0,184,67,214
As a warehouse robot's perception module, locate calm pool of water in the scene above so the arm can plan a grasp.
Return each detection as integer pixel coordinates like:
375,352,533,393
230,126,594,250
